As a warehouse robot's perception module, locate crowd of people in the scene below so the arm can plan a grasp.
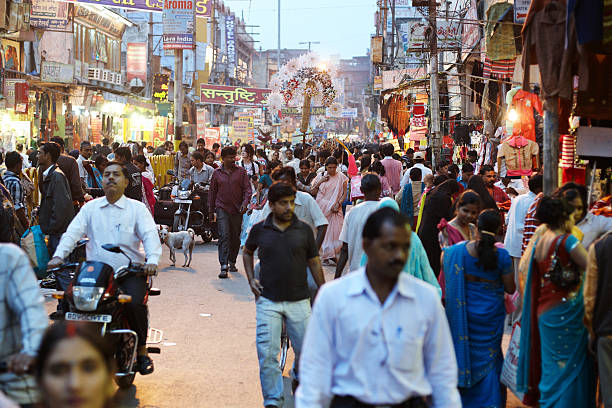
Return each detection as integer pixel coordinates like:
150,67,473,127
0,136,611,408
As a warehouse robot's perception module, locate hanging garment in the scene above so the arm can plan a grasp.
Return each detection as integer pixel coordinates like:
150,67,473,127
497,136,539,177
483,58,516,80
485,2,519,61
512,90,543,141
576,53,612,120
453,125,470,145
559,134,576,168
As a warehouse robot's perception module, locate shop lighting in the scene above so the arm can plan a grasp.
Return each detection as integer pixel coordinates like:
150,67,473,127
507,108,518,123
319,62,327,71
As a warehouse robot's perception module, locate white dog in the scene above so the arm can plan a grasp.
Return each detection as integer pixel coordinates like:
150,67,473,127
159,226,195,267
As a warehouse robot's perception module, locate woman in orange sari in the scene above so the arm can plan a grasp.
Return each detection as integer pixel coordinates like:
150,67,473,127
311,156,348,265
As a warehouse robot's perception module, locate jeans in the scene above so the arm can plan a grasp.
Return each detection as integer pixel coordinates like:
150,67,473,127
256,296,311,407
599,336,612,407
216,208,242,268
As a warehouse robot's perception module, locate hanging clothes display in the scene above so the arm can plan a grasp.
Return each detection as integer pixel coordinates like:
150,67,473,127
485,2,519,61
497,135,539,177
483,58,516,80
576,52,612,120
559,134,586,184
511,89,543,141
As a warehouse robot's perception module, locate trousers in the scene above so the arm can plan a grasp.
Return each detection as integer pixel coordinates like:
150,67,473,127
216,208,242,267
598,336,612,407
256,296,310,407
119,274,149,348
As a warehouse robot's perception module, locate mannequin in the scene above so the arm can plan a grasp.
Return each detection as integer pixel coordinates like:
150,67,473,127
497,134,539,193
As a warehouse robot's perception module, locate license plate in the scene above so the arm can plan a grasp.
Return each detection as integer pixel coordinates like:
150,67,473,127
174,199,192,203
65,312,112,323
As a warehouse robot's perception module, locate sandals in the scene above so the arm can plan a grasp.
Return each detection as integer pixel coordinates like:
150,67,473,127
136,355,154,375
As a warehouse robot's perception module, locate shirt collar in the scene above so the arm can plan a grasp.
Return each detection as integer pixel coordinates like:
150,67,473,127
294,191,305,206
100,195,127,209
347,268,414,299
43,165,54,178
384,156,393,160
263,212,299,231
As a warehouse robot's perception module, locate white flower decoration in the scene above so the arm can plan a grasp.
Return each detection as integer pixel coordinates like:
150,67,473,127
328,102,342,117
268,92,284,111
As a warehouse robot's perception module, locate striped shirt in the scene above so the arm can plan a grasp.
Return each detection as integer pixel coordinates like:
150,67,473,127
2,171,24,210
0,244,47,404
521,193,543,255
483,57,516,80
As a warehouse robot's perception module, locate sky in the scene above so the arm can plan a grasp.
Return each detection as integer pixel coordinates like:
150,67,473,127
224,0,377,59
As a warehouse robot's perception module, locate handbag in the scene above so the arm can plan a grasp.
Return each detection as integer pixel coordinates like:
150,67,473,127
20,225,50,278
500,322,525,401
546,234,581,289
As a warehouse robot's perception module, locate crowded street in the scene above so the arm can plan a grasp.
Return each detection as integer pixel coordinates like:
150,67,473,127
1,0,612,407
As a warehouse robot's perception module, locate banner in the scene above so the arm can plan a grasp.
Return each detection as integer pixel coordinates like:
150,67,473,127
231,120,249,143
41,61,74,84
401,20,461,50
196,108,206,140
225,15,236,66
200,84,271,107
30,0,70,29
205,127,220,147
461,0,480,61
126,43,147,87
281,106,326,117
152,74,169,102
60,0,211,18
163,0,195,50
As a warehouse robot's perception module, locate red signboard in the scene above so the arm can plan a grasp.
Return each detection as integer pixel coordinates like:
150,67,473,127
205,127,220,147
200,84,271,107
126,43,147,87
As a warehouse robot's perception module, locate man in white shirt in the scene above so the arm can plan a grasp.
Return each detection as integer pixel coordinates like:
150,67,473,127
76,141,93,185
48,162,162,375
335,174,381,277
297,208,461,408
400,151,432,187
285,148,301,174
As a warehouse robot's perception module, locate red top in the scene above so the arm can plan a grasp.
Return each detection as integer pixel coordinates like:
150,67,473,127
512,90,543,141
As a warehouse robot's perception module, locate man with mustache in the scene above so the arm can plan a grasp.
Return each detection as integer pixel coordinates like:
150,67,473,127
297,207,460,408
243,182,325,408
48,162,162,375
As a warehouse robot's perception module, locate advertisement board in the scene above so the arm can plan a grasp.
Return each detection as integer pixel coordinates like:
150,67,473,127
371,36,383,63
225,15,236,65
200,84,271,107
514,0,530,23
341,108,358,118
401,20,461,50
30,0,70,29
152,74,169,102
41,61,74,84
231,120,250,143
205,127,220,146
61,0,211,18
163,0,195,50
196,108,206,140
127,43,147,86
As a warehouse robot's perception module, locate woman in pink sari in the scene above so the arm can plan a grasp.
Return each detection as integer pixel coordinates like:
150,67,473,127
312,156,348,265
438,190,480,297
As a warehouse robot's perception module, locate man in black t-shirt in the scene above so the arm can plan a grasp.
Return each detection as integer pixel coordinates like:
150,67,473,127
243,182,325,408
113,146,142,202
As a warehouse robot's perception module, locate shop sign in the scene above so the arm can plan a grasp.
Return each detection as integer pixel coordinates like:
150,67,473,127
152,74,169,102
30,0,70,29
371,36,383,64
126,43,147,87
281,106,326,117
74,5,127,38
61,0,211,18
205,127,220,146
196,108,206,140
3,78,26,109
41,61,74,84
225,15,236,66
14,82,29,113
163,0,195,50
461,0,480,61
400,20,461,50
231,119,249,142
153,116,167,146
1,39,21,71
373,76,383,90
514,0,530,23
341,108,358,119
200,84,271,107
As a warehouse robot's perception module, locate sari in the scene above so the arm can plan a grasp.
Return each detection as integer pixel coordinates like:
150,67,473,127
444,242,512,408
517,233,596,407
360,198,441,295
141,172,156,215
438,219,477,298
314,171,348,260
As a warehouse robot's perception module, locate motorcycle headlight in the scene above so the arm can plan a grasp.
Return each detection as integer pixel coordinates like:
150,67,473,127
178,190,190,199
72,286,105,312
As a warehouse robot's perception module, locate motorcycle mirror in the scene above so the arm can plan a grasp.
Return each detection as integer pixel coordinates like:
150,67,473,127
166,170,176,176
102,244,122,253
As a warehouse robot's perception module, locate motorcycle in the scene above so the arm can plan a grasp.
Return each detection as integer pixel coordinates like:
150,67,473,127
154,170,217,242
48,244,161,389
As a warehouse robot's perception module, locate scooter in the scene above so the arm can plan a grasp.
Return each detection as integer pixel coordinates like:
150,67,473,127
155,170,217,242
48,244,161,389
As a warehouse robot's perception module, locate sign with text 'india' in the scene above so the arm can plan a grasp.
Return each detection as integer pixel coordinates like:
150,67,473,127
200,84,271,107
163,0,194,49
60,0,211,18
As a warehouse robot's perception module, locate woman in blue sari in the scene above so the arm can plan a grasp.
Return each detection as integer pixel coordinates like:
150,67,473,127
443,209,515,407
517,196,595,407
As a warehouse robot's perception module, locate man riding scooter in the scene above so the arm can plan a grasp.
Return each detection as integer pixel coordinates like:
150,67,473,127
48,162,162,375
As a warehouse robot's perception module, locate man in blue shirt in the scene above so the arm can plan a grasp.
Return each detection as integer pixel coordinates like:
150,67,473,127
457,163,474,189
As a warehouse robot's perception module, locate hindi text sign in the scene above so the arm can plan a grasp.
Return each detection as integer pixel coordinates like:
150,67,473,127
200,84,271,107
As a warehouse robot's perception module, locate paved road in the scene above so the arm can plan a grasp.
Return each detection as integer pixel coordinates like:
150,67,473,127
44,239,524,408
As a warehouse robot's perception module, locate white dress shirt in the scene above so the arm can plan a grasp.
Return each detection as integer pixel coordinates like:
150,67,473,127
577,212,612,248
400,163,432,187
77,155,87,180
504,191,537,258
53,195,162,270
296,268,461,408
